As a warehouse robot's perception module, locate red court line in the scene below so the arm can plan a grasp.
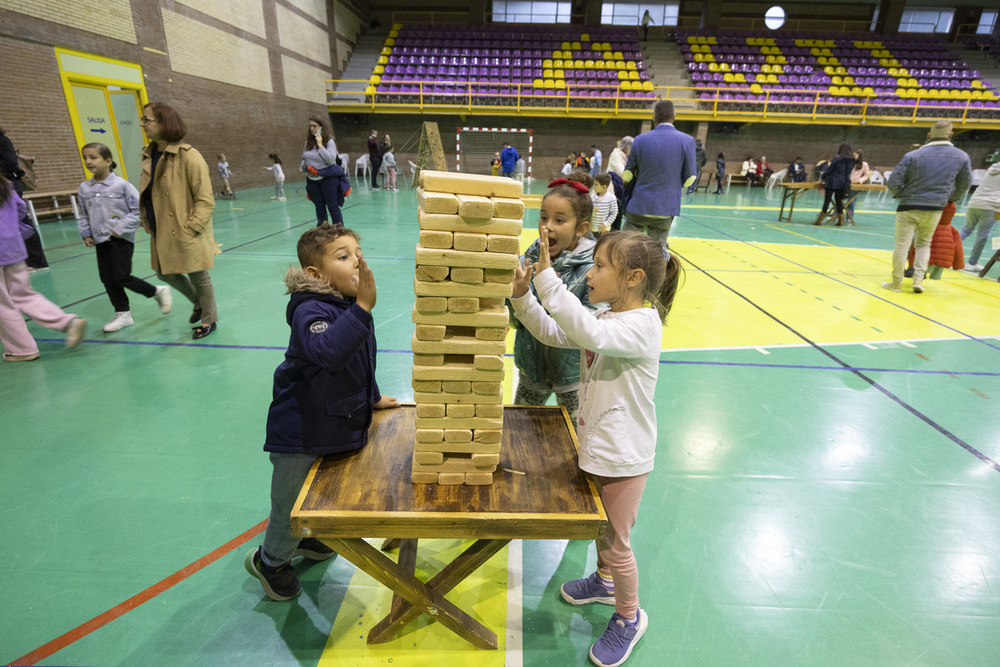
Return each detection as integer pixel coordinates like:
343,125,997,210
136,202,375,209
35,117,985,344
8,519,268,666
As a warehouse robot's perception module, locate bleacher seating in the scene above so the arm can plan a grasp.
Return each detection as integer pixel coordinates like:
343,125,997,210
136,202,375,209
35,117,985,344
681,31,1000,120
366,24,657,109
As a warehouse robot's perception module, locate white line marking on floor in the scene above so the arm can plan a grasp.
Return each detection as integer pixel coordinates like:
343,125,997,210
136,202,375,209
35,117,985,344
756,347,771,354
506,539,523,667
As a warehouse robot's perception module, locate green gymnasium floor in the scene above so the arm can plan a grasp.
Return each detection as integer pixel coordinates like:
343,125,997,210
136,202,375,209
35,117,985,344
2,179,999,667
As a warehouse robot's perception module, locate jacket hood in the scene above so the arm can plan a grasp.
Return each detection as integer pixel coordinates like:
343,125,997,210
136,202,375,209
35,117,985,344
284,266,348,324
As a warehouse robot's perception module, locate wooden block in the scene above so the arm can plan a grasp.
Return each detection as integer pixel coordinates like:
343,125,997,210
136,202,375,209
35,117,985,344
418,170,524,198
415,417,504,430
412,305,508,328
438,472,466,485
414,451,444,465
474,429,502,444
472,453,500,468
416,403,446,418
492,196,525,219
474,355,504,371
412,333,505,356
478,298,505,309
453,232,488,252
476,404,504,418
414,353,444,366
465,471,495,485
418,210,524,236
442,380,471,394
416,429,444,443
411,361,503,382
412,379,441,393
418,230,453,249
415,297,448,313
473,381,502,396
487,235,520,254
448,297,479,313
416,265,450,282
475,327,506,341
414,440,501,454
414,277,512,299
484,268,516,284
416,247,520,270
415,324,446,341
446,403,476,418
445,429,473,443
415,391,503,405
456,194,495,221
412,455,490,472
450,267,484,284
416,188,459,214
411,471,439,484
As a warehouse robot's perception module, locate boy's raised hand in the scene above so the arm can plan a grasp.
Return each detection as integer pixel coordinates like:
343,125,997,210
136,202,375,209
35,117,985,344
356,254,376,311
512,254,532,298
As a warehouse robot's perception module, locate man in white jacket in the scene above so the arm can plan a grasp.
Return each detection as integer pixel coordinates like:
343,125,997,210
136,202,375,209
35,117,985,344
960,162,1000,273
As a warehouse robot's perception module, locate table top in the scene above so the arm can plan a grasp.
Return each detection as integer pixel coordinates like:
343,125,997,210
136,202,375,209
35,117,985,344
23,190,78,199
291,405,607,540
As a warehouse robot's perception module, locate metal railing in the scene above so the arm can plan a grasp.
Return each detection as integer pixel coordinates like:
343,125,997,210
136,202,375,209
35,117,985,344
327,80,1000,126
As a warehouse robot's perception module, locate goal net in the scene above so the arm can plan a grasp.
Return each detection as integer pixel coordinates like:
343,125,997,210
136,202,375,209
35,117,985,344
456,127,533,179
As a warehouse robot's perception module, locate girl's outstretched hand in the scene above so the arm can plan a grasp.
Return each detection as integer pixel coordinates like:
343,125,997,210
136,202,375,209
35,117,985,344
536,224,553,273
512,254,532,298
356,255,376,311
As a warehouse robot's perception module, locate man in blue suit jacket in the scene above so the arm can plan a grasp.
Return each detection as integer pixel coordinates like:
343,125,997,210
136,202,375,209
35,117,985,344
622,101,697,249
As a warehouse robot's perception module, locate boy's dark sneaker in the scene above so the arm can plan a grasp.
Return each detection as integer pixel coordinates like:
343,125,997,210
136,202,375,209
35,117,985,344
244,547,301,601
294,538,335,561
589,609,648,667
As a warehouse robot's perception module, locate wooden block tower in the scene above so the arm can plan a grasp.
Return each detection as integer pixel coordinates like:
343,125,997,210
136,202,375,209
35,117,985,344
411,170,525,485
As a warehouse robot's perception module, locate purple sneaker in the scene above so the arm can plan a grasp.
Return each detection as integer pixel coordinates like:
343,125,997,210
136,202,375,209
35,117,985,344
589,609,648,667
560,571,615,606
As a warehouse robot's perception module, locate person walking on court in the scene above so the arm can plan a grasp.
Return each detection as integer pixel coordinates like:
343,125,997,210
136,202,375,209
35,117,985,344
959,161,1000,274
881,120,971,294
367,129,382,189
590,144,603,178
501,142,520,179
0,126,48,272
621,100,696,250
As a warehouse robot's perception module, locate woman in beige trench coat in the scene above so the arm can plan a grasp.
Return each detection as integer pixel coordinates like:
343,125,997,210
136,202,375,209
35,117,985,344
139,102,220,339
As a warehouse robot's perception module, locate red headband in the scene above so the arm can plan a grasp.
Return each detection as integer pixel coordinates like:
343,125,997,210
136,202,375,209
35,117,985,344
548,178,590,195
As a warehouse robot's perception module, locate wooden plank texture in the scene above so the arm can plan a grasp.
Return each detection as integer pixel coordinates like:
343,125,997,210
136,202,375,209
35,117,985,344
418,170,524,198
418,210,524,236
416,247,520,270
411,305,509,328
414,277,513,298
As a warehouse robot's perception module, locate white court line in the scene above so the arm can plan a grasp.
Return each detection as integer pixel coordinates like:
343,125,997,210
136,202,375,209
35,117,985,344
505,539,523,667
755,347,771,354
660,335,983,354
862,343,878,350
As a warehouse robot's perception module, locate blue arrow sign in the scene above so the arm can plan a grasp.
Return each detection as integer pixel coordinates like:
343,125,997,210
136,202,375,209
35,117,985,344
91,128,107,134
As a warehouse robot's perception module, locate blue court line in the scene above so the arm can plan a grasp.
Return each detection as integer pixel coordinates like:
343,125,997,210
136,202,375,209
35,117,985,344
674,248,1000,475
34,337,1000,380
679,214,1000,355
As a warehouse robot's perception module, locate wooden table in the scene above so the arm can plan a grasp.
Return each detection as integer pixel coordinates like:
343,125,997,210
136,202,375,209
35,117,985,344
778,181,886,224
290,405,606,650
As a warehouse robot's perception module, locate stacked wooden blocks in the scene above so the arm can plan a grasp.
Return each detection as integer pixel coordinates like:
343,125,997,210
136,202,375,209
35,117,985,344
412,170,525,485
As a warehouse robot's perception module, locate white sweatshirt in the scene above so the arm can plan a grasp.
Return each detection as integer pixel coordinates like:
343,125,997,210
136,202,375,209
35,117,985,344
510,267,662,477
968,163,1000,212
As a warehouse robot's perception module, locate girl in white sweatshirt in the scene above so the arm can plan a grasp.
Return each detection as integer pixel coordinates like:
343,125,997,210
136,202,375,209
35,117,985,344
510,230,681,667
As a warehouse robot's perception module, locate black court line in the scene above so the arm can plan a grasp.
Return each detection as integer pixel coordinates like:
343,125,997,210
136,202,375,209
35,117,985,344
679,214,1000,355
675,248,1000,475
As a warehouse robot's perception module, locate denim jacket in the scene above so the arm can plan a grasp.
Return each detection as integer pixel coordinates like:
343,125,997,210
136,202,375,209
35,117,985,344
887,141,972,210
77,173,142,243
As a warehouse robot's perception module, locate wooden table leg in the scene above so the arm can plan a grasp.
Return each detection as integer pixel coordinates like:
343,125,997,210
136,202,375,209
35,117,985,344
383,538,417,624
368,538,510,645
322,537,500,650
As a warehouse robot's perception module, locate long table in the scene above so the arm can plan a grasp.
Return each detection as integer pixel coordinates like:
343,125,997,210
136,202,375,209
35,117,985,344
290,404,606,649
778,181,887,225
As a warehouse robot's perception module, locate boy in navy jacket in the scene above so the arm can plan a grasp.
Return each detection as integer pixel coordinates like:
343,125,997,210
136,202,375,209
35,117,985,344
245,224,398,601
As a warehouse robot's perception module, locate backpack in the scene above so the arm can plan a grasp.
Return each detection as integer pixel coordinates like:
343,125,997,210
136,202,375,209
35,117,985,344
16,152,36,191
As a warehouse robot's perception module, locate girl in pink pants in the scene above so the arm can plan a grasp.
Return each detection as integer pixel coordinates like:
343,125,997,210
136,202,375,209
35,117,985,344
0,176,86,361
511,226,683,667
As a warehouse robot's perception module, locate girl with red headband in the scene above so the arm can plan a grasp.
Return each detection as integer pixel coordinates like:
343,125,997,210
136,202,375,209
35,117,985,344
509,171,596,423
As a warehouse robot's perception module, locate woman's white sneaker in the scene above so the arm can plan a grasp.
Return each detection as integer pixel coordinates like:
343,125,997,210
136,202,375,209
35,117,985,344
103,312,134,332
154,285,173,313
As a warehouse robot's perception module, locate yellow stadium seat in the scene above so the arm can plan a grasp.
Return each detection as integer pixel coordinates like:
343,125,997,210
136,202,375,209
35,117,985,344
369,75,380,85
584,59,595,68
603,51,613,60
626,61,637,70
377,55,388,65
544,79,555,89
533,79,543,89
844,76,855,85
707,36,717,45
562,41,572,50
381,47,391,55
365,85,376,96
721,63,730,71
709,62,720,72
571,59,582,68
862,86,874,95
832,75,843,85
773,64,783,73
687,36,697,43
581,33,590,42
614,51,624,60
972,80,983,88
572,41,581,50
761,63,772,73
621,80,634,91
850,87,863,96
642,80,654,91
706,53,715,62
824,66,835,76
554,69,564,78
735,73,746,83
544,59,553,68
543,68,553,78
555,80,566,89
628,70,639,80
617,70,628,80
554,59,564,68
751,83,763,93
385,38,395,46
374,65,384,75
